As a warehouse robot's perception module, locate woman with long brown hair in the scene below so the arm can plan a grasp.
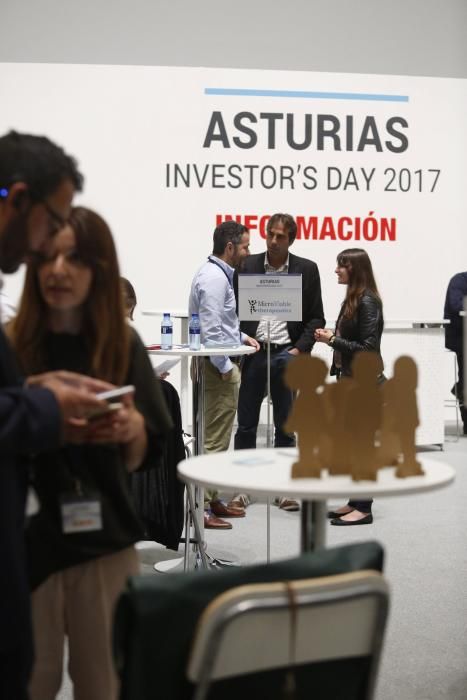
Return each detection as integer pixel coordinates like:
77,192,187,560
8,206,171,700
315,247,384,526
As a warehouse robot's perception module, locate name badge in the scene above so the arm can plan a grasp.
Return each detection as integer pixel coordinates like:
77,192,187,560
26,487,40,517
60,493,102,534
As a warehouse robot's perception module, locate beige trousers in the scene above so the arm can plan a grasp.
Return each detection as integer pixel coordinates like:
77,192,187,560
29,546,139,700
204,359,240,453
204,359,240,502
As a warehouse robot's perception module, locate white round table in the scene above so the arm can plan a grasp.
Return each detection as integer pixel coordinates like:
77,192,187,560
178,448,455,551
148,344,256,570
147,345,255,456
142,310,190,425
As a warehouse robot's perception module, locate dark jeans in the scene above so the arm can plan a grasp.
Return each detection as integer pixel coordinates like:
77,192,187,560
0,642,32,700
348,499,373,513
234,348,295,449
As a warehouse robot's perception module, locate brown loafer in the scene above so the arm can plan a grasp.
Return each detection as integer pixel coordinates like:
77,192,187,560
210,500,245,518
204,512,232,529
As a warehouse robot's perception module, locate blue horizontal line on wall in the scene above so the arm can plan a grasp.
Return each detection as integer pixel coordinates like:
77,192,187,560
204,88,409,102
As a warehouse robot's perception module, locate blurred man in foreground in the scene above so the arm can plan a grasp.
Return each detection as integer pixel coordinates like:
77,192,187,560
0,131,112,699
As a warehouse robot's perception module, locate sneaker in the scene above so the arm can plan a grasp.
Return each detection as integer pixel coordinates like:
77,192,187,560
229,493,250,509
277,497,300,512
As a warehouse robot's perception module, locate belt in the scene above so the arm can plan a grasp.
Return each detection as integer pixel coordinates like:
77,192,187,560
257,342,291,352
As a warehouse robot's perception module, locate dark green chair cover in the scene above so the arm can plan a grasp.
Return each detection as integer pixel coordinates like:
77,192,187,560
114,541,384,700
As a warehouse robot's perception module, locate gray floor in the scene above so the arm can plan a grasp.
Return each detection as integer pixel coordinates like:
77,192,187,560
58,426,467,699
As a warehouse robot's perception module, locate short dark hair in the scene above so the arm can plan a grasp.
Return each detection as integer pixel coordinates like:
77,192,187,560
212,221,248,255
121,276,137,320
267,213,297,243
0,130,83,200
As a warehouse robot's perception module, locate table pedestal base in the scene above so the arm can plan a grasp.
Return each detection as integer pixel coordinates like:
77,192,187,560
154,558,184,573
154,484,241,573
301,500,327,551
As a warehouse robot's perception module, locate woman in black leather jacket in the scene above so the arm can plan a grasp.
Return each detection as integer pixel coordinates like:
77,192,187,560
315,248,383,525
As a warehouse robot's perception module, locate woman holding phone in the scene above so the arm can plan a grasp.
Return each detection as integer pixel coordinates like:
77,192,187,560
314,247,384,526
8,206,171,700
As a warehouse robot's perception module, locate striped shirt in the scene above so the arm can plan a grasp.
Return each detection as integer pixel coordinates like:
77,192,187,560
255,254,292,345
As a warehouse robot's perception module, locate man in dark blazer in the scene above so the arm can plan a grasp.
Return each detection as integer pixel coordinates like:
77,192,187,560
0,131,112,699
444,271,467,433
234,213,325,507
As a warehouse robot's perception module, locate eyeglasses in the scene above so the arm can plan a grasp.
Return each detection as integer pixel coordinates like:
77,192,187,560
0,185,67,234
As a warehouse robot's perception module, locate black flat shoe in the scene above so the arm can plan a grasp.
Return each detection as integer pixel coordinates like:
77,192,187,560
327,508,355,519
331,513,373,526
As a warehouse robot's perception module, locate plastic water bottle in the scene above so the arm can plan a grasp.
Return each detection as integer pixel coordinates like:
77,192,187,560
161,313,173,350
189,313,201,350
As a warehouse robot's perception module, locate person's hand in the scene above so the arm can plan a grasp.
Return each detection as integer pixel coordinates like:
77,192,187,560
221,369,233,382
244,336,260,351
62,416,112,444
288,347,300,356
85,393,148,471
86,407,145,444
27,371,114,421
314,329,334,344
84,392,144,444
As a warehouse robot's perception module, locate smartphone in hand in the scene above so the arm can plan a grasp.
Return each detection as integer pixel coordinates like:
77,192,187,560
87,402,123,421
87,385,135,420
95,385,135,403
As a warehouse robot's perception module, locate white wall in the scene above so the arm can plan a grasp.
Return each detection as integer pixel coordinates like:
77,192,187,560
1,0,467,78
0,0,466,345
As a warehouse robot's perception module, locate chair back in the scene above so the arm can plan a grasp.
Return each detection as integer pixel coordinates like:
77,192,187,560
187,570,389,700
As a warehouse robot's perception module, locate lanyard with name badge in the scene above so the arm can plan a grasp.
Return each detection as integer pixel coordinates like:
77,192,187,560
59,451,103,534
208,257,233,288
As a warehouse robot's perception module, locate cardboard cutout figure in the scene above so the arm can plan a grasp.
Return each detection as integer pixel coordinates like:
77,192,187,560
390,356,424,477
285,351,423,483
284,355,328,478
322,377,354,474
346,352,383,481
378,368,402,469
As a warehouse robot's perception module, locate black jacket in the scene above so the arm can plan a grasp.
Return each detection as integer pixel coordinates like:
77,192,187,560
130,379,185,550
0,327,61,658
444,272,467,354
235,252,325,352
331,292,384,377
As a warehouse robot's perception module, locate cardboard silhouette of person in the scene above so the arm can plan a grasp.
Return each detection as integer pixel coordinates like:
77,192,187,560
346,352,383,481
390,356,424,477
322,376,355,475
284,355,329,478
378,372,400,468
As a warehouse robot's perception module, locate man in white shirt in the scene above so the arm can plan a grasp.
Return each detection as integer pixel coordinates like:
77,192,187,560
189,221,259,528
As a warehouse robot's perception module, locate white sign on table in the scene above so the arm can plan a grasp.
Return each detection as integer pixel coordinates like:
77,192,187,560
238,273,302,322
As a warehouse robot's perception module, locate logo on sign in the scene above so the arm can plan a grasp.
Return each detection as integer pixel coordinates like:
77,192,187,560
248,299,258,314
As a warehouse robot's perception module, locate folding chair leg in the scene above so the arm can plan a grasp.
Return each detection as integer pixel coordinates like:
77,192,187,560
186,484,209,570
183,488,191,571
